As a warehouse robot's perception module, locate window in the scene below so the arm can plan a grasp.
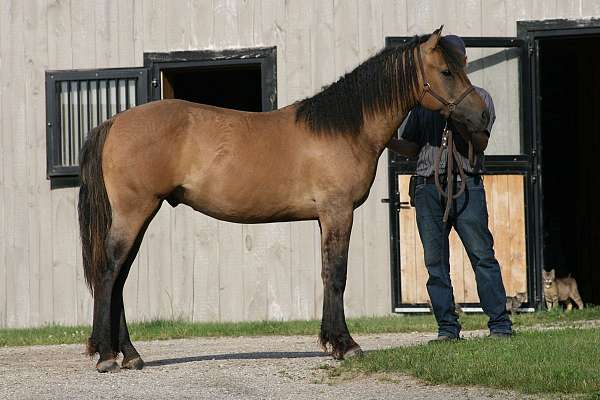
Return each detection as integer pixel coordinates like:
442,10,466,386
45,68,148,180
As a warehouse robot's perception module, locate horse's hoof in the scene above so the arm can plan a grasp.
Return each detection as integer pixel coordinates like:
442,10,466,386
122,356,145,370
96,359,120,373
344,345,364,359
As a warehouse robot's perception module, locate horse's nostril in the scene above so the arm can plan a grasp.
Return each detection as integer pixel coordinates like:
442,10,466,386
482,110,490,125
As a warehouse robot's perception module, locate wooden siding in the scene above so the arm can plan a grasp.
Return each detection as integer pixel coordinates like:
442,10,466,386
398,175,527,304
0,0,598,327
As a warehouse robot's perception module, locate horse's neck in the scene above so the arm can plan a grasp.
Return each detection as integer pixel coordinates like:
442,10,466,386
359,107,410,155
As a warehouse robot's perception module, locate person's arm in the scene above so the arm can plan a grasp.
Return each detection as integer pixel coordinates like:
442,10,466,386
387,109,422,156
386,137,421,156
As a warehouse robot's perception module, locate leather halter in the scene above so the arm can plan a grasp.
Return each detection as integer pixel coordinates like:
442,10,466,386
415,42,474,116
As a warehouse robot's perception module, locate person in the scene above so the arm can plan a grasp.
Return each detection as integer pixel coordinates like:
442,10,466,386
387,35,512,340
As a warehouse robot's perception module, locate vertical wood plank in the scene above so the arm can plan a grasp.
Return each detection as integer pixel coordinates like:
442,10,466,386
406,0,434,34
242,224,268,320
71,0,97,325
213,0,240,48
32,0,53,327
48,0,79,326
0,0,12,327
381,0,408,37
508,175,527,294
558,0,584,18
238,0,255,48
505,0,534,36
23,0,46,328
190,0,214,49
95,0,119,68
192,216,220,322
582,0,600,16
432,0,459,33
398,176,417,304
9,0,29,328
0,0,8,327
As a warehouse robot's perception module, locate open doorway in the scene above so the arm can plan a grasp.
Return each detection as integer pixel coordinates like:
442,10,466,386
539,35,600,305
162,65,263,111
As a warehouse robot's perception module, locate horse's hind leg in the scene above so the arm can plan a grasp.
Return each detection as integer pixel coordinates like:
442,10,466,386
89,202,158,372
115,208,159,370
318,207,362,360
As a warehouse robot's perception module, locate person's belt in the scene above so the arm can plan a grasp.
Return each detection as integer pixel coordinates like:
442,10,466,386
415,174,481,185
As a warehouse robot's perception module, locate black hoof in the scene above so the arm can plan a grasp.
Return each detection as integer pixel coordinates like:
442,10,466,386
96,359,120,373
122,356,145,370
344,345,364,358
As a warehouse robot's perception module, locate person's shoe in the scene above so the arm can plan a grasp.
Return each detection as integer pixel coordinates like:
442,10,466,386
428,335,461,343
488,331,513,338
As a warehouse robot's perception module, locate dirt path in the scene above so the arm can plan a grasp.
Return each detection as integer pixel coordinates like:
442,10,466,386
0,329,542,400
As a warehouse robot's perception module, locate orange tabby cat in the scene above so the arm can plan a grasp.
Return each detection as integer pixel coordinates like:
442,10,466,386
542,269,584,310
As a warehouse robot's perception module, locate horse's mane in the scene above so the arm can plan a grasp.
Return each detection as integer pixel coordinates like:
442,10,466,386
294,34,467,135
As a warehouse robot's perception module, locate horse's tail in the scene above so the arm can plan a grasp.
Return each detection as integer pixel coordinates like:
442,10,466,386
78,119,114,295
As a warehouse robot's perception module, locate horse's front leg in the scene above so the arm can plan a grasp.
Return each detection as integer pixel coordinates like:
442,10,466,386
318,208,363,360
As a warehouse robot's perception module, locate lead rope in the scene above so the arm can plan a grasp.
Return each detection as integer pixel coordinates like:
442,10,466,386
434,122,467,223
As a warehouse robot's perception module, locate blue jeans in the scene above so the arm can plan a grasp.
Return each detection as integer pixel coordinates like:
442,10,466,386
414,177,512,337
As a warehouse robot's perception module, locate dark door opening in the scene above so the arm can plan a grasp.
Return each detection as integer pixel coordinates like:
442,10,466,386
162,65,263,111
539,35,600,305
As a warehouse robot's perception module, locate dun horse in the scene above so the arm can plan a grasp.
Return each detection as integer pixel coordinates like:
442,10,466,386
79,27,489,372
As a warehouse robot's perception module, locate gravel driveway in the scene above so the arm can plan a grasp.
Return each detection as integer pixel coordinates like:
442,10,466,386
0,330,534,400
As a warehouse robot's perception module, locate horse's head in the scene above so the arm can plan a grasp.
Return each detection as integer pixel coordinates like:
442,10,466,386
416,26,489,132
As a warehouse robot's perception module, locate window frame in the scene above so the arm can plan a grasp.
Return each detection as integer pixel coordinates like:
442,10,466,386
143,46,277,110
45,67,149,186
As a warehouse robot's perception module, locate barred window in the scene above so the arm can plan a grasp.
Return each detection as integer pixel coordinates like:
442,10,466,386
46,68,148,179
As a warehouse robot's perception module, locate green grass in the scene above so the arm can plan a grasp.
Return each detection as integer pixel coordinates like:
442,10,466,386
1,306,599,348
337,328,600,398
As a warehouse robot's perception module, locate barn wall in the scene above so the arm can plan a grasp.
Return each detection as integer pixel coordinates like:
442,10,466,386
1,0,599,328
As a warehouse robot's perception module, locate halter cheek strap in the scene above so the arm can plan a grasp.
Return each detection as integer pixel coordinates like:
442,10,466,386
416,43,475,117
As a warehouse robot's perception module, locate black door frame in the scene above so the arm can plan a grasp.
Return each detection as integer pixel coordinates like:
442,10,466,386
517,17,600,309
385,36,537,312
143,47,277,111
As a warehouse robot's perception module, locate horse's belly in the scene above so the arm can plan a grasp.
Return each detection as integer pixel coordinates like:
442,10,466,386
180,183,317,224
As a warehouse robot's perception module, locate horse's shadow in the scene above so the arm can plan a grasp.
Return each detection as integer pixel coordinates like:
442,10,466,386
145,351,329,367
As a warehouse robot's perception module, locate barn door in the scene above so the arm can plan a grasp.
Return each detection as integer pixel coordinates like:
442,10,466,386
45,67,149,186
386,37,533,311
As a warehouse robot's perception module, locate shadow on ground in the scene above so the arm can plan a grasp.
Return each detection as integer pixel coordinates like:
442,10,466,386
146,351,329,367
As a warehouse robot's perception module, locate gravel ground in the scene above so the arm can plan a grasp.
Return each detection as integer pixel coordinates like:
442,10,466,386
0,330,537,400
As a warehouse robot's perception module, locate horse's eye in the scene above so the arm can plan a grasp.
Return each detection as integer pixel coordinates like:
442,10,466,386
442,69,452,77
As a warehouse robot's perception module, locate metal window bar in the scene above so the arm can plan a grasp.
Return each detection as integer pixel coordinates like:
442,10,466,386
55,77,138,167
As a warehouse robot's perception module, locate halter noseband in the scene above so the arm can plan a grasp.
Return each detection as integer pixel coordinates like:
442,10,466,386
416,42,474,116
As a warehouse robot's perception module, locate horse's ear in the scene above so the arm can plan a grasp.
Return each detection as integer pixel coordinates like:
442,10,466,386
423,25,444,51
